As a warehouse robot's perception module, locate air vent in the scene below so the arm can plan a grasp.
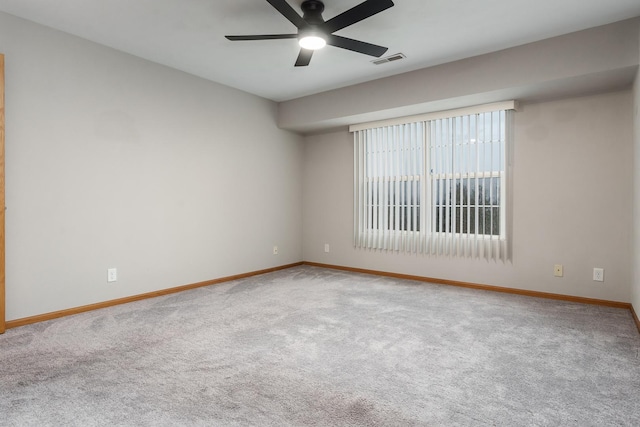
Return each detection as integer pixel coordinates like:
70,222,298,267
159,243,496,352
372,53,406,65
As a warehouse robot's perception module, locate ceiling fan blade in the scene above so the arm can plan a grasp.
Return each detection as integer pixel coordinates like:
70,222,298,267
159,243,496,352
321,0,394,34
327,34,388,57
266,0,306,29
225,34,298,41
295,48,314,67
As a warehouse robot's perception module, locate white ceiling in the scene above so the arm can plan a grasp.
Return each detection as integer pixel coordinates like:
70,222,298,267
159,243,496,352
0,0,639,102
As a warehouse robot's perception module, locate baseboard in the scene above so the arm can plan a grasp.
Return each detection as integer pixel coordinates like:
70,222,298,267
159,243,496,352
5,262,303,330
631,305,640,334
303,261,632,310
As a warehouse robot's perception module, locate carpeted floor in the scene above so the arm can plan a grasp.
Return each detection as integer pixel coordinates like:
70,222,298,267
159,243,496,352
1,265,639,426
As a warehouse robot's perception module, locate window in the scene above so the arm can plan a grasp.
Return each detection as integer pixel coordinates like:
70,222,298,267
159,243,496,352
353,103,514,261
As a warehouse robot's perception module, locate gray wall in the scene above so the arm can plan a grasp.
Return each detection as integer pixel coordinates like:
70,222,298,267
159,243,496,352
303,91,633,302
1,13,304,321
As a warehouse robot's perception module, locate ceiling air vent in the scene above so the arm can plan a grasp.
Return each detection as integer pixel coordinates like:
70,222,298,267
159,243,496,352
372,53,406,65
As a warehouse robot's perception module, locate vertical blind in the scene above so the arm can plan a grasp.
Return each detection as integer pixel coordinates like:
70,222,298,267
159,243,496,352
354,123,424,253
353,104,514,262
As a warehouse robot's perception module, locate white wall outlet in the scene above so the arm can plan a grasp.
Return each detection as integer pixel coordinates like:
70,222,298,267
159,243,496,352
107,268,117,283
273,246,278,255
324,243,330,253
593,268,604,282
554,264,563,277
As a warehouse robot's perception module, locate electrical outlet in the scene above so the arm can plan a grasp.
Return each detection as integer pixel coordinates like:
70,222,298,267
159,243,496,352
273,246,278,255
324,243,330,253
554,264,563,277
107,268,117,283
593,268,604,282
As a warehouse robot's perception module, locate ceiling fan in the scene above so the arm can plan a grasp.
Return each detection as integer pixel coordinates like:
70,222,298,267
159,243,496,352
225,0,395,67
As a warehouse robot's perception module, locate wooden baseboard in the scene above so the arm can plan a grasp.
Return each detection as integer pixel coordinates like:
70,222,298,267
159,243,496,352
303,261,632,310
631,305,640,335
5,262,303,330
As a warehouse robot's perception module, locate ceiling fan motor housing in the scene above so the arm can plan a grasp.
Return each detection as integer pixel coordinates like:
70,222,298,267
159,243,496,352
301,0,325,26
299,0,326,46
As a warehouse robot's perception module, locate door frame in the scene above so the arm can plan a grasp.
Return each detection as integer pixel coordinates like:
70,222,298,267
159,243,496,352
0,54,5,334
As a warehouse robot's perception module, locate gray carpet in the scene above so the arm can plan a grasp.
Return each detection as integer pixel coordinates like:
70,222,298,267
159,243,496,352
1,265,639,426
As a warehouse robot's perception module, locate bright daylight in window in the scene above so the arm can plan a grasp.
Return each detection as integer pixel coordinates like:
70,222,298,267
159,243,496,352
353,104,514,261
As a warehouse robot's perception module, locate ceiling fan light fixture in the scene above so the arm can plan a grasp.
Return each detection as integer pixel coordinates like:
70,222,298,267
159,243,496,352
299,34,326,50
